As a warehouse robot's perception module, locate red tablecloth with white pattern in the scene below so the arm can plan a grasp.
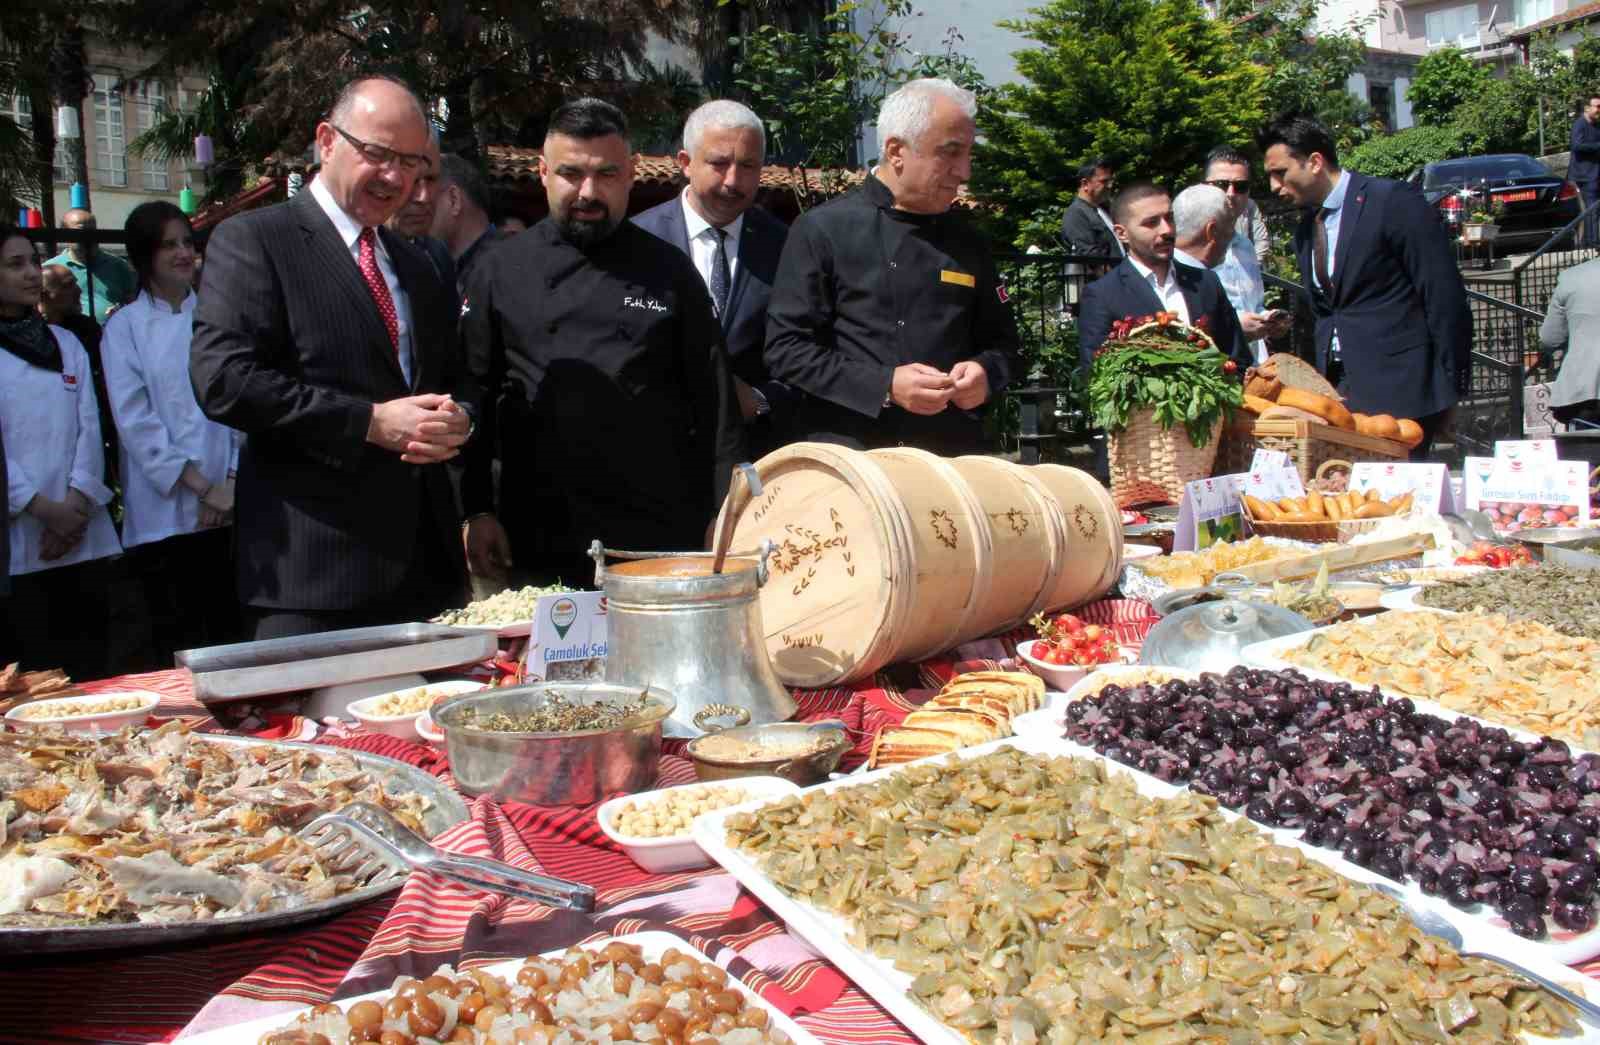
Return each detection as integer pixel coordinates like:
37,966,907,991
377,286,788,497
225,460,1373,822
33,594,1600,1043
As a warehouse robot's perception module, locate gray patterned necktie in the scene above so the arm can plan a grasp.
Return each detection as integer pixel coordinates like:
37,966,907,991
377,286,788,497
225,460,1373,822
710,226,730,318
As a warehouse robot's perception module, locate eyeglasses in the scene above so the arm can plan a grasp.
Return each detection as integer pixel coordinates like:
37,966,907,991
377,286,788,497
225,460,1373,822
330,125,432,172
1207,178,1252,195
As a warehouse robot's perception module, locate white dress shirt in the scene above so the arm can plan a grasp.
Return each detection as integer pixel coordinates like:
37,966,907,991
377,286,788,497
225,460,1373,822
102,290,242,549
680,191,743,293
2,325,121,576
1126,254,1191,324
309,176,415,386
1096,206,1123,255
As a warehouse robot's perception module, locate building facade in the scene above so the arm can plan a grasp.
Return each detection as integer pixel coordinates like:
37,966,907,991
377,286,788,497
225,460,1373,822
6,36,208,232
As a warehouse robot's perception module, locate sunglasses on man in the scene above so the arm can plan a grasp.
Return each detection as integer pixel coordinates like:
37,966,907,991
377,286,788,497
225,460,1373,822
1206,178,1251,194
330,124,432,172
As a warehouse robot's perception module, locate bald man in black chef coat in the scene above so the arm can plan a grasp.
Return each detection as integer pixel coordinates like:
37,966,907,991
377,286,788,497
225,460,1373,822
457,98,743,588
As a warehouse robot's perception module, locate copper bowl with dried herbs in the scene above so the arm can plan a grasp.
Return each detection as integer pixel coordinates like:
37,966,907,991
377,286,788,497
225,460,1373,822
433,682,675,805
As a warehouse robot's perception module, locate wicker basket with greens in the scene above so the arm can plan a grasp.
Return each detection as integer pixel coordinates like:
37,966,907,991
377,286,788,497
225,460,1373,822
1089,312,1243,505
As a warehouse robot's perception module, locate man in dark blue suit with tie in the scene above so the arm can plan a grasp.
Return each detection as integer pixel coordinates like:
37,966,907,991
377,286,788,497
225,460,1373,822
1077,182,1251,371
1570,94,1600,246
1260,114,1470,459
632,100,792,457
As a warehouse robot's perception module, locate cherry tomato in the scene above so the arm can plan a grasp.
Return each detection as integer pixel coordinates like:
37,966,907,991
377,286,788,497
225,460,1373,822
1223,360,1238,374
1082,624,1104,642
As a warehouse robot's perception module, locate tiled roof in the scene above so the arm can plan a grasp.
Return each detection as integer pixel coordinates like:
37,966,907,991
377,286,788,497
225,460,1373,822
191,175,284,231
1508,0,1600,38
483,144,870,199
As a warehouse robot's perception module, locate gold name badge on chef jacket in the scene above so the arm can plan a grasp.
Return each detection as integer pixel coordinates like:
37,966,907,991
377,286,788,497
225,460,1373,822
939,270,976,288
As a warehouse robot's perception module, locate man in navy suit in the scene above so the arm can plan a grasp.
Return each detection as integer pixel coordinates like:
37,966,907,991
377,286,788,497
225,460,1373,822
1260,114,1470,458
1078,182,1251,371
1570,94,1600,246
632,100,792,456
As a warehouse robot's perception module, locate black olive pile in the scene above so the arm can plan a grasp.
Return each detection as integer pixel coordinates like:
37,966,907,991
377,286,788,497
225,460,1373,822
1063,666,1600,939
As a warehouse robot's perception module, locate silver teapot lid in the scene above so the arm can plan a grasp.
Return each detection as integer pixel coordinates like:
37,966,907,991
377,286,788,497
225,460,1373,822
1139,572,1314,672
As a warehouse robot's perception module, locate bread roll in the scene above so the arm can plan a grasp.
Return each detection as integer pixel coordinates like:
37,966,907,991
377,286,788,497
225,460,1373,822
1395,418,1424,448
1245,374,1284,400
1241,393,1276,415
1367,414,1401,440
1259,405,1329,424
1260,352,1340,398
1322,399,1356,431
1276,388,1342,425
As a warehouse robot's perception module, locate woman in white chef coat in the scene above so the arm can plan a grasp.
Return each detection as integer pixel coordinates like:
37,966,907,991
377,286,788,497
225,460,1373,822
102,202,240,661
0,223,121,679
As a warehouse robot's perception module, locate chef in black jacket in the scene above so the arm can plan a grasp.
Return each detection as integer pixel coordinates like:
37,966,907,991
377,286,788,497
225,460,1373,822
457,98,743,588
763,78,1021,456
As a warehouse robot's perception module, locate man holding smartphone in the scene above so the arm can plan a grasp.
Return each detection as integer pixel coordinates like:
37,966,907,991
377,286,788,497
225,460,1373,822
1204,146,1289,362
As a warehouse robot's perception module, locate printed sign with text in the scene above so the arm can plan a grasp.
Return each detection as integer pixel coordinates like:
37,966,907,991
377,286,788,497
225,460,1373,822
1175,473,1248,552
1463,456,1589,533
1349,461,1454,514
522,590,609,680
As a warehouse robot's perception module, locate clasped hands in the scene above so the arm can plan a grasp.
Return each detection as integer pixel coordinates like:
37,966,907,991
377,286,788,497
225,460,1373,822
890,360,990,416
29,488,92,561
368,394,471,464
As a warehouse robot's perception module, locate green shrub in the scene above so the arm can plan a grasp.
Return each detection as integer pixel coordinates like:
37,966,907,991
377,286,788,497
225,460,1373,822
1343,125,1468,181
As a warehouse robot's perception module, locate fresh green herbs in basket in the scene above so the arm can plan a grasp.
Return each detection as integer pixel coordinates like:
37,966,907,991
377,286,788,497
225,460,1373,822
1088,312,1243,448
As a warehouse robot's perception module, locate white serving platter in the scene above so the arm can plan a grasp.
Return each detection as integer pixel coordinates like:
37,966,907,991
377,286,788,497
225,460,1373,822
1377,585,1463,613
2,689,161,733
1011,664,1201,737
180,930,818,1044
695,735,1600,1042
597,776,801,874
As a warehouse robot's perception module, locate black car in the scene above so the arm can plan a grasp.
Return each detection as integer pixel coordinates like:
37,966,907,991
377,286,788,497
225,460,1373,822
1407,153,1583,253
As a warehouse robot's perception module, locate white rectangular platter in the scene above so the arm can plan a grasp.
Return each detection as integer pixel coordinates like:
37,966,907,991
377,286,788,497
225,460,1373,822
180,930,818,1044
1030,653,1600,965
695,734,1600,1044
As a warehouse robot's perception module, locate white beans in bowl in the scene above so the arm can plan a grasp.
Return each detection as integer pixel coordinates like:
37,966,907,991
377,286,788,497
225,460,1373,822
609,785,754,839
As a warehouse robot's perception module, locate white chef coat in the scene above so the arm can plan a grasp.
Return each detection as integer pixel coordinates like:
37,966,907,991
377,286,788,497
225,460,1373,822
2,325,121,576
102,291,242,549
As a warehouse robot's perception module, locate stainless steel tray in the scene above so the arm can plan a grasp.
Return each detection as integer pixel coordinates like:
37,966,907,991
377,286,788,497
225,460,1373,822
0,733,469,953
177,623,498,704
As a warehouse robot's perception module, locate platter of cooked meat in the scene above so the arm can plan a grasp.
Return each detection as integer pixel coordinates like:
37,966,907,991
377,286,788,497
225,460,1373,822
0,721,466,952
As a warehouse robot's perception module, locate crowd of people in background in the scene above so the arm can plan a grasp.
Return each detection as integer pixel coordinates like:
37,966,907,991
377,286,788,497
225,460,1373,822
0,69,1491,682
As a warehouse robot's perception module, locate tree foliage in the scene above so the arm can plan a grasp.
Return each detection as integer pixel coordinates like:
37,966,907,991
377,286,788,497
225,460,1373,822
1344,124,1467,180
1407,47,1491,128
970,0,1268,247
98,0,708,202
1228,0,1376,154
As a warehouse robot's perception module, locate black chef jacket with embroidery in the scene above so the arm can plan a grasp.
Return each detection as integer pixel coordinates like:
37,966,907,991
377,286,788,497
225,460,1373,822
457,218,743,583
763,174,1022,454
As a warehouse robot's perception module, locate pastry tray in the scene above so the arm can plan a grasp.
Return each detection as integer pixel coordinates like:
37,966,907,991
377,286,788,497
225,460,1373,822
177,623,497,704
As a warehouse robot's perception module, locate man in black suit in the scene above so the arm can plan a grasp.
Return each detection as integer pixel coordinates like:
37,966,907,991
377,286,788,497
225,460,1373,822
191,76,470,640
1058,159,1122,263
1078,182,1251,370
431,153,503,301
385,131,456,291
1260,114,1471,458
632,100,792,457
1570,94,1600,246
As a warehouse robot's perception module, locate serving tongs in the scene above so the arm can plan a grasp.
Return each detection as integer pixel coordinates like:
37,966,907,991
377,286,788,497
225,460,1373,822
297,801,595,912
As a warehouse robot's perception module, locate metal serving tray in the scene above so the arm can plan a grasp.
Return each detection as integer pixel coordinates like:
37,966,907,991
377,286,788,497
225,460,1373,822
0,733,468,953
177,623,497,704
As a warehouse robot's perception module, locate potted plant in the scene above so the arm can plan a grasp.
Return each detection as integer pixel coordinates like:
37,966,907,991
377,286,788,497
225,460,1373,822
1088,312,1243,506
1461,198,1503,243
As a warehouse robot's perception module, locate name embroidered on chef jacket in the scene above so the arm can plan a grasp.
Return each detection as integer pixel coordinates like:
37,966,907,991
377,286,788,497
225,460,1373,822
623,296,669,314
939,270,976,288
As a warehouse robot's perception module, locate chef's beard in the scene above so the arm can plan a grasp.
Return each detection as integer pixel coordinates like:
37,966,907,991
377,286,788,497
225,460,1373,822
556,202,621,248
